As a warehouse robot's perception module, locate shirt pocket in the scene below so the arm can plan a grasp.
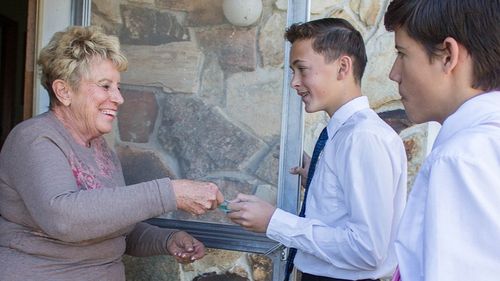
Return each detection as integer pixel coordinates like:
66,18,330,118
308,162,341,218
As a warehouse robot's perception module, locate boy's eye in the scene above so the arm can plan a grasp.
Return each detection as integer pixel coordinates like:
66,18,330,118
297,67,309,75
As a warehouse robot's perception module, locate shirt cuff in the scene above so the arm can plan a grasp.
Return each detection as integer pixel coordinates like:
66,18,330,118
266,208,300,247
156,178,177,213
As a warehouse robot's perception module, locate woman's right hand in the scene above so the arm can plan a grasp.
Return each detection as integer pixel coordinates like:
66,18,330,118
171,179,224,215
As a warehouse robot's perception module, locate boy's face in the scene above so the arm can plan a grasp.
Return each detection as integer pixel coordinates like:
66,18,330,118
290,39,341,117
389,28,450,124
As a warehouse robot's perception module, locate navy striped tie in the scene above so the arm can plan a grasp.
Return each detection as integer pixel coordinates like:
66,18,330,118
284,127,329,281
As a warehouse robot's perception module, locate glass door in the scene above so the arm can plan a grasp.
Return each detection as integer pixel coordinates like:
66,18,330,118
39,0,432,280
72,0,309,280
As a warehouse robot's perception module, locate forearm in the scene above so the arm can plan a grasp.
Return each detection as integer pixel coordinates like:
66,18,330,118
40,179,176,242
10,138,177,242
267,209,386,270
126,222,178,257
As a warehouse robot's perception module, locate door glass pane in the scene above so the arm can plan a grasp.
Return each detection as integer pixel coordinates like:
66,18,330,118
91,0,285,225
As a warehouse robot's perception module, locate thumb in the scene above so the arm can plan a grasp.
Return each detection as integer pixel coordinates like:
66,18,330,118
234,193,256,202
182,239,194,252
216,190,225,205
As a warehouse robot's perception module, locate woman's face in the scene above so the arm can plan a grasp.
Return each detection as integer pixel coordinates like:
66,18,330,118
68,59,124,140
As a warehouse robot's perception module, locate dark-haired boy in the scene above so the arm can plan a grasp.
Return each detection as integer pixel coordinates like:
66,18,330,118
384,0,500,280
228,18,407,281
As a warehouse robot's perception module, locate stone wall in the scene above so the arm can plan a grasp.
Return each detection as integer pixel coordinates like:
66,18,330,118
91,0,428,280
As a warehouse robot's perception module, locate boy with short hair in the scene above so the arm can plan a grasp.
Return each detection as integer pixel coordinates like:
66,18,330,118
228,18,407,281
384,0,500,280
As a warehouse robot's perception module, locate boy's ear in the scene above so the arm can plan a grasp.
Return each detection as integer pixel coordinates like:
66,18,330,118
52,79,72,106
441,37,460,74
337,55,352,81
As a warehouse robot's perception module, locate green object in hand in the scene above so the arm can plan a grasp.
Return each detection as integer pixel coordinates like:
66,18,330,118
218,200,231,213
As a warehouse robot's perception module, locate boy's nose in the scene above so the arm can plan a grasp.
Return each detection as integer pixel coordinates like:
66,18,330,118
389,60,401,83
291,75,301,90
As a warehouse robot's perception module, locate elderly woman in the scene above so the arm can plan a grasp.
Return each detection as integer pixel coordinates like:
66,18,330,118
0,26,224,280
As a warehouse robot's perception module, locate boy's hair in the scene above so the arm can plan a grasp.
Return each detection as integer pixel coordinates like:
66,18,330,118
384,0,500,91
285,18,367,84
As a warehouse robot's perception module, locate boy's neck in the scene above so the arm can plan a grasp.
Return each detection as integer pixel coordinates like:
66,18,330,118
326,83,362,117
440,87,487,123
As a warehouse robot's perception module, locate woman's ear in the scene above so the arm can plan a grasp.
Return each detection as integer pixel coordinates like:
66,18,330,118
52,79,71,106
441,37,460,74
337,55,352,81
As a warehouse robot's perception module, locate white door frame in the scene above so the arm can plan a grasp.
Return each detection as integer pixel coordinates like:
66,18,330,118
33,0,89,115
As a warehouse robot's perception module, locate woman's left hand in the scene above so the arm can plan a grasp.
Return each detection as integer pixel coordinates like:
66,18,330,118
166,231,205,264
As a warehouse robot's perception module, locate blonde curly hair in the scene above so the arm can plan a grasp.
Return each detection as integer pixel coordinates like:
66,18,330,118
37,25,128,109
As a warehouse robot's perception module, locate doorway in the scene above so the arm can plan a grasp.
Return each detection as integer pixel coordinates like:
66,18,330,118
0,0,33,148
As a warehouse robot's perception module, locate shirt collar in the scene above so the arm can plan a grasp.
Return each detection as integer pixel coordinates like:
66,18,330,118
433,90,500,149
326,96,369,138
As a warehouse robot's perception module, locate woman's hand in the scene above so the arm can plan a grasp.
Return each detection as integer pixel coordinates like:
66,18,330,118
166,231,205,264
171,179,224,215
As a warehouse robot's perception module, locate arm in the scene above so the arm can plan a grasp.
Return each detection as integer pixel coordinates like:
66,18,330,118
228,151,310,232
6,133,220,243
125,222,173,256
262,132,404,270
126,222,205,263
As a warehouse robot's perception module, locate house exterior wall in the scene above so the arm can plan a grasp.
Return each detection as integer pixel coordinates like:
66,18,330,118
89,0,428,280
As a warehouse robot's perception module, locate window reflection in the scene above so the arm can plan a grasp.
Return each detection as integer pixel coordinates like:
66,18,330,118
91,0,285,224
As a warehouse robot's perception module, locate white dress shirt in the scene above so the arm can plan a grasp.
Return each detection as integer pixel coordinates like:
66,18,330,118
267,96,408,280
396,91,500,281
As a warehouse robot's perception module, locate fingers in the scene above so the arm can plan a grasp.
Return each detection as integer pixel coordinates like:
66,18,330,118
227,193,264,212
226,194,255,212
169,232,206,264
178,241,204,263
204,183,223,211
289,166,307,179
289,166,303,175
225,198,276,233
171,180,224,215
214,190,225,208
191,239,205,259
181,237,195,253
174,252,196,264
226,211,252,231
234,193,256,202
